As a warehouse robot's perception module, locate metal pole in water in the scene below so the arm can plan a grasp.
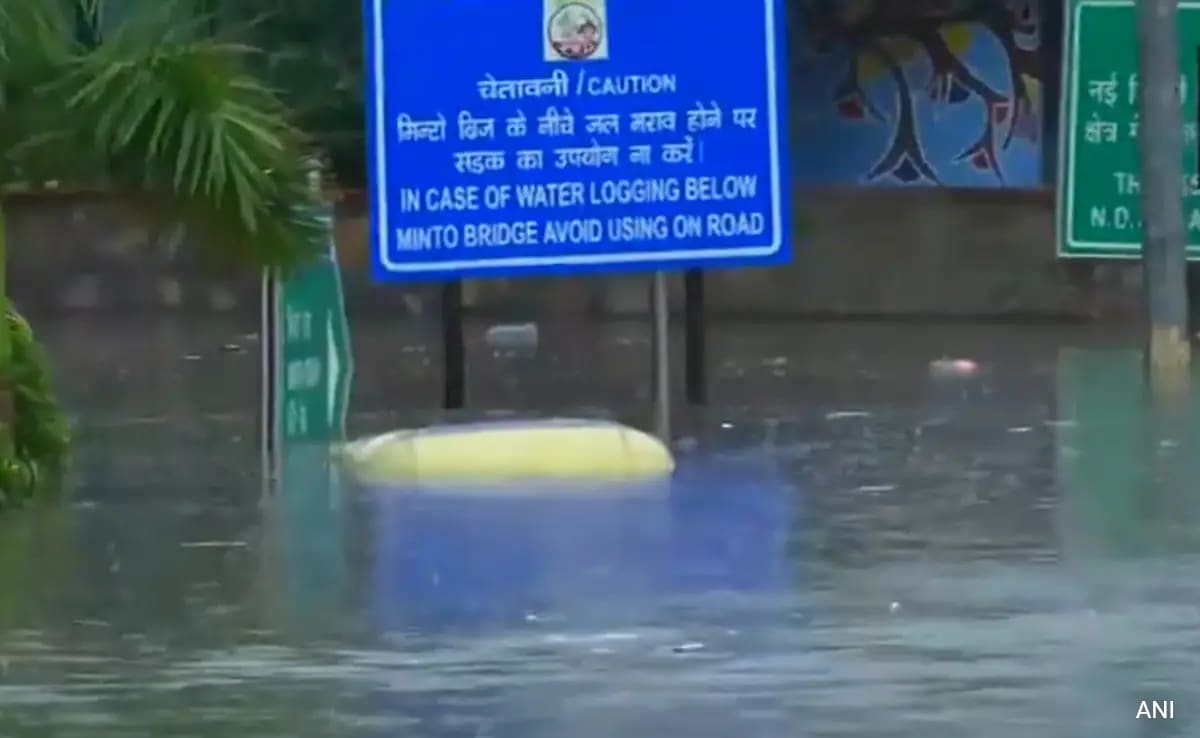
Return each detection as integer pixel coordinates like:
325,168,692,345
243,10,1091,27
1136,0,1191,402
260,269,277,497
442,280,465,409
684,268,707,405
650,271,671,442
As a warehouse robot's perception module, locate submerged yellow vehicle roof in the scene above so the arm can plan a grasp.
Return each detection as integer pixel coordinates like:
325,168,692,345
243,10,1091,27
341,418,675,485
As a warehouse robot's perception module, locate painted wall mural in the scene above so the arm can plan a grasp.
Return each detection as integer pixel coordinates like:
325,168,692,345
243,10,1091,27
792,0,1047,188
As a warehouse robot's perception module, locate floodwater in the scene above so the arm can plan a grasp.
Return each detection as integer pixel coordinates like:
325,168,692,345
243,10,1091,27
1,318,1198,737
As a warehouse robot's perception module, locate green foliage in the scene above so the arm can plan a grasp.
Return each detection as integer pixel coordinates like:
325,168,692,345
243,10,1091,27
10,311,68,468
0,309,69,506
213,0,364,186
2,0,367,188
0,0,337,505
1,0,327,271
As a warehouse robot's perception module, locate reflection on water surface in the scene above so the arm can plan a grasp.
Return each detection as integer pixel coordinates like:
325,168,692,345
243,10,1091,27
0,320,1196,737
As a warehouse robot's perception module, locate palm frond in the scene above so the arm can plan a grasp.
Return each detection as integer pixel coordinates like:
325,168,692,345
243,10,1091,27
0,1,79,187
0,1,72,77
4,0,325,271
210,0,365,185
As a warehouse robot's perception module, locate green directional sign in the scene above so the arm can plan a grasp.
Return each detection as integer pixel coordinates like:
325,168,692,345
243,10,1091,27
259,203,353,624
258,201,350,628
1058,0,1200,259
272,205,354,446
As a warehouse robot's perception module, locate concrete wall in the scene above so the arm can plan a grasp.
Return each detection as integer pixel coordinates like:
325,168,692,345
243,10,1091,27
5,187,1142,320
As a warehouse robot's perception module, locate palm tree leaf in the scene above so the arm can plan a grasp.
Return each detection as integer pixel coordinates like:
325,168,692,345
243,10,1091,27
4,0,325,270
207,0,365,185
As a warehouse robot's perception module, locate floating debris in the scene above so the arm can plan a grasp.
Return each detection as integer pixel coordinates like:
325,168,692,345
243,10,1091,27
825,410,871,420
856,484,896,493
672,642,705,653
485,323,539,351
929,357,980,378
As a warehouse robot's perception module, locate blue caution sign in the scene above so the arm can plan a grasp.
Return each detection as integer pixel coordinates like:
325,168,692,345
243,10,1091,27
364,0,790,281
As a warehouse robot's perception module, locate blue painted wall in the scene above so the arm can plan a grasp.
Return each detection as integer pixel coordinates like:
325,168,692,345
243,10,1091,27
791,0,1049,188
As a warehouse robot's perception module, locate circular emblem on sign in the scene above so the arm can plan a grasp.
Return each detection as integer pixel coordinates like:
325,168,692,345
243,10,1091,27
547,3,603,60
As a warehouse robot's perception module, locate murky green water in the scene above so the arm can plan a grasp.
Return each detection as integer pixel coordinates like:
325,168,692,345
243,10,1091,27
0,320,1197,736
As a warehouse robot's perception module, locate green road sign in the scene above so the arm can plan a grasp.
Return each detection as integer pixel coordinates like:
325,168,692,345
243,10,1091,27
272,205,354,445
1058,0,1200,259
258,202,353,623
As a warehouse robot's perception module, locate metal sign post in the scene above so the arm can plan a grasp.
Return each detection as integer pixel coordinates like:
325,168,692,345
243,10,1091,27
684,268,707,405
260,269,279,495
441,280,465,410
650,271,671,442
